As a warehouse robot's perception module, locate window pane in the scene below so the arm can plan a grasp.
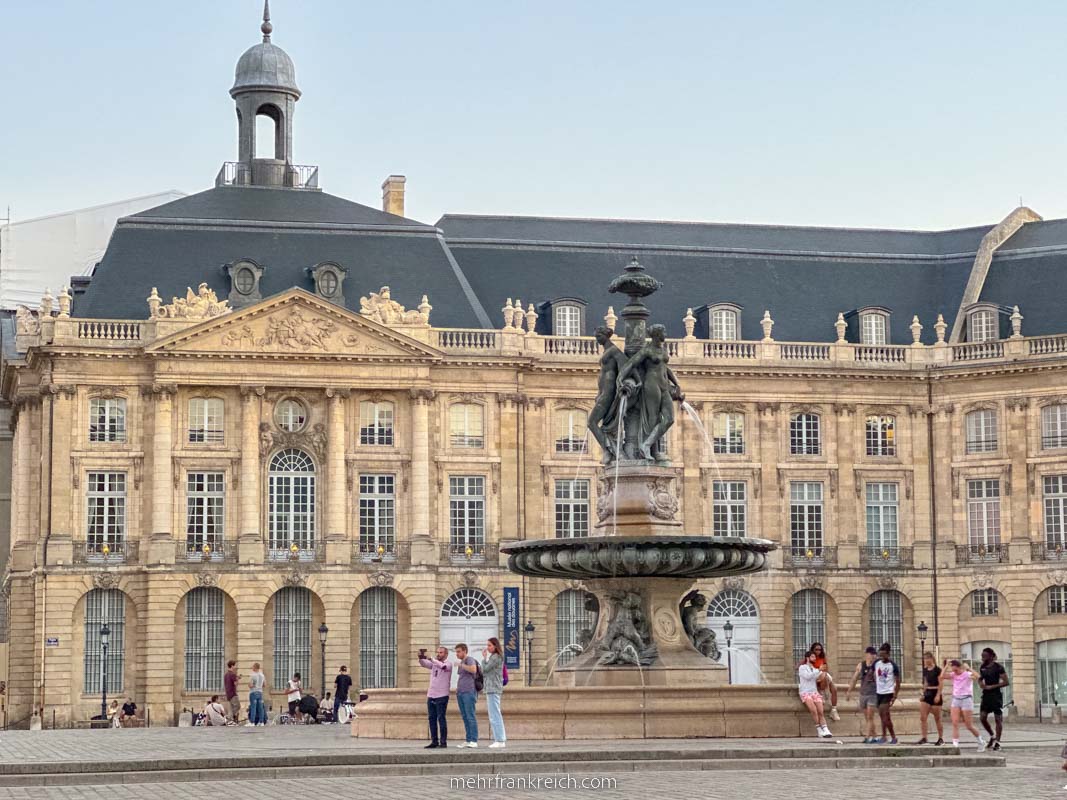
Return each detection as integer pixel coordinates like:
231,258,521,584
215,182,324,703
865,415,895,457
89,398,126,443
84,589,125,693
450,404,484,448
188,398,224,444
791,590,826,667
273,587,311,690
712,480,746,537
712,413,744,455
965,410,998,454
359,587,398,688
1043,406,1067,449
555,479,590,538
711,309,738,341
790,413,820,455
359,401,394,446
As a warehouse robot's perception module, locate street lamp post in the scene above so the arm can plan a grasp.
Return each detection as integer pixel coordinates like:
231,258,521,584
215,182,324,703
723,620,734,684
318,622,329,698
917,620,928,674
524,621,536,686
99,622,111,722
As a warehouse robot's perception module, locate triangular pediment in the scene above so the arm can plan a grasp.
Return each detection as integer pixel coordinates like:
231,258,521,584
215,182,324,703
147,289,443,361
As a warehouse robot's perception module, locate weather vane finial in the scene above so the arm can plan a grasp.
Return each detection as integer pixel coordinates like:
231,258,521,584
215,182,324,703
261,0,273,42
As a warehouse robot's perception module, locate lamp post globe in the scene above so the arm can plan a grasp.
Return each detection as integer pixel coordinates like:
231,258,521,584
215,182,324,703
318,622,329,697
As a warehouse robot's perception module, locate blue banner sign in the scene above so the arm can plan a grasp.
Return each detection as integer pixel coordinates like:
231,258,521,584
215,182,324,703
503,586,520,669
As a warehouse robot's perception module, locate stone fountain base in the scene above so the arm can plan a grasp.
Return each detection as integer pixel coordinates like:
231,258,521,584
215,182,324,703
554,577,726,688
594,463,682,536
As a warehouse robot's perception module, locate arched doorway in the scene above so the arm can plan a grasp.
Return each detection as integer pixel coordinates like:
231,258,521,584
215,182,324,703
439,589,498,686
707,589,761,684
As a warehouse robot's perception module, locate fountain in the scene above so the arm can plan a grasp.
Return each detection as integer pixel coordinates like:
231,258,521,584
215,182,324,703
502,257,776,687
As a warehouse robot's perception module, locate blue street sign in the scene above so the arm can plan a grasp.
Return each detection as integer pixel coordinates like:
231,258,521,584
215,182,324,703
503,587,520,669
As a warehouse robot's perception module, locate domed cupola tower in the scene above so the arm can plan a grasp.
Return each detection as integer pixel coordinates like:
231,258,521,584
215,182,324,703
228,1,303,187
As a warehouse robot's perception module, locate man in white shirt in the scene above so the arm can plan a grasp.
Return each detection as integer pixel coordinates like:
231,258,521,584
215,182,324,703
204,695,230,726
286,672,303,722
874,643,901,744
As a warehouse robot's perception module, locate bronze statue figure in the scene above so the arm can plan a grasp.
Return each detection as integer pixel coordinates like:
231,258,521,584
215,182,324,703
616,323,684,462
587,326,627,464
598,591,658,666
680,590,720,661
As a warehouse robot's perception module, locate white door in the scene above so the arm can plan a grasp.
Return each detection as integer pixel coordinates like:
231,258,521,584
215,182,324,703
439,588,498,688
707,589,762,685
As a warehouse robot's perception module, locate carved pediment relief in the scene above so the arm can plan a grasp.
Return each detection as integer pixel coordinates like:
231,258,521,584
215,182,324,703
147,290,441,361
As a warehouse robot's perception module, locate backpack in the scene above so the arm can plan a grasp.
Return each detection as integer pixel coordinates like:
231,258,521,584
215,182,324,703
502,664,509,686
474,662,484,693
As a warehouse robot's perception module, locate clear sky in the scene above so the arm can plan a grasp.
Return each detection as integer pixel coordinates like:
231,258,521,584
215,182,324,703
2,0,1066,229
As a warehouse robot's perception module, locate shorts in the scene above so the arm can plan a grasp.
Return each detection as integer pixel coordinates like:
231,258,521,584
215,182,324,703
951,695,974,711
980,694,1003,715
858,694,879,710
228,696,241,718
921,690,942,707
800,691,824,705
288,700,299,714
877,694,894,706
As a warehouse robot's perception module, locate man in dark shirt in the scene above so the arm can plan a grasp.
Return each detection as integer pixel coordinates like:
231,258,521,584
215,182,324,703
334,665,354,722
978,647,1009,751
120,698,137,728
224,661,241,722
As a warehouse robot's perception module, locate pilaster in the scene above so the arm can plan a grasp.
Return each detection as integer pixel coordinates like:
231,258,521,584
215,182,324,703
239,386,263,565
325,389,349,564
148,384,176,564
408,389,435,565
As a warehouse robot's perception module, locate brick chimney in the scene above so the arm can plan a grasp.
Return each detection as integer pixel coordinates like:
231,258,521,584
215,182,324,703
381,175,406,217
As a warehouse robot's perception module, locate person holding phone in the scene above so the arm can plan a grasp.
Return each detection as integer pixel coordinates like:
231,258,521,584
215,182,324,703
418,646,452,749
482,637,506,748
798,649,833,738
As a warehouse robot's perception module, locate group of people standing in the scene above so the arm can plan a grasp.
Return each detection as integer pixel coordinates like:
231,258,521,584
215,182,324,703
797,642,1009,750
419,638,507,749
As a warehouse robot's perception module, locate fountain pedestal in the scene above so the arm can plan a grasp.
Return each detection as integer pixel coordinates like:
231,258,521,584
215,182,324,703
595,464,682,536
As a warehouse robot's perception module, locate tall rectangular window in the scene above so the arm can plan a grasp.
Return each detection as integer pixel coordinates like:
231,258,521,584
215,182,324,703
971,588,999,616
965,409,998,454
185,472,224,552
449,476,485,553
359,474,395,556
1043,405,1067,450
969,309,997,343
359,401,394,446
86,472,126,552
188,398,224,444
554,305,581,337
555,479,590,538
84,588,125,693
359,587,398,689
1049,586,1067,615
865,483,899,548
555,409,588,454
791,589,826,667
712,480,746,537
868,590,904,673
861,313,887,345
865,415,896,457
272,587,311,690
712,413,744,455
967,479,1001,551
89,398,126,443
1044,475,1067,548
790,413,821,455
790,481,823,555
711,308,738,341
449,404,484,448
184,587,225,692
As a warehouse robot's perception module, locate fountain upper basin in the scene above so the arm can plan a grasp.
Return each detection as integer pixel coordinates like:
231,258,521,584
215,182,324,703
501,535,776,580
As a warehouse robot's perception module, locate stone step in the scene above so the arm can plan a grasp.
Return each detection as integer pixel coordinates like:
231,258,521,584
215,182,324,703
0,749,1005,787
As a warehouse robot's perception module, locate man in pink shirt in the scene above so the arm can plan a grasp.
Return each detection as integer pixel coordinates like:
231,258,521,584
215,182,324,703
418,646,452,749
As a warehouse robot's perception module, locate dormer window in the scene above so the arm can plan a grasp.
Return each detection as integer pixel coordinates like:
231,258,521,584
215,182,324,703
860,312,887,345
968,306,998,343
540,298,587,337
307,261,347,306
223,258,264,308
710,305,740,341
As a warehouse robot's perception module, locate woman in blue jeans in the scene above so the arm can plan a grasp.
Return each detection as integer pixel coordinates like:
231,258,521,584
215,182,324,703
481,638,506,748
246,661,268,726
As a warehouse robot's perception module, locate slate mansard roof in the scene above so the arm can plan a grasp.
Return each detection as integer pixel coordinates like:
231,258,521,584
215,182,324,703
76,187,1067,343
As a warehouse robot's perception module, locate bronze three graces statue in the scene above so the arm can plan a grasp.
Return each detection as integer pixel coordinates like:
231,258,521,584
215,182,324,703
588,323,684,465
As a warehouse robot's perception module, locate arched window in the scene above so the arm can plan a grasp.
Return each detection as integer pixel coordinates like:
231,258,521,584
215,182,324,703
970,588,999,616
442,588,496,619
359,588,398,689
449,403,484,448
868,590,904,672
273,587,312,690
789,413,821,455
188,398,224,444
965,409,998,453
860,312,888,345
710,307,739,341
268,449,316,558
708,589,761,684
85,589,125,693
254,104,282,159
968,308,998,343
791,589,826,666
89,397,126,443
708,589,758,618
555,589,599,666
554,305,581,337
1042,405,1067,450
359,401,394,446
185,587,225,691
555,409,588,454
865,415,895,457
439,589,498,665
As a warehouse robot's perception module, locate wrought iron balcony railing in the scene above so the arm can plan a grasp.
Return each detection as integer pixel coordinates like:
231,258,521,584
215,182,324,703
74,541,138,565
956,543,1006,564
266,542,325,564
859,545,914,568
442,542,499,566
788,545,837,567
1032,542,1067,562
353,541,411,566
215,161,319,189
176,540,235,564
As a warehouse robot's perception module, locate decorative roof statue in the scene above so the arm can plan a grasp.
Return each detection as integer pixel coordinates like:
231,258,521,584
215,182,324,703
359,286,427,325
153,284,231,320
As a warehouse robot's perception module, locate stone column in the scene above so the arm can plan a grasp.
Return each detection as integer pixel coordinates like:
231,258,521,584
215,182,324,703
408,389,435,565
239,387,264,564
757,402,782,569
325,389,349,564
37,393,52,545
45,385,76,566
9,401,34,570
833,403,859,568
933,404,957,568
497,394,524,551
1006,398,1031,562
147,385,175,564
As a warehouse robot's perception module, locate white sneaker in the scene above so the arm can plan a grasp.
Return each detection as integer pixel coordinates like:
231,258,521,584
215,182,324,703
454,742,468,748
816,725,826,737
489,742,505,749
829,707,841,722
821,726,833,738
977,736,987,752
244,722,255,727
952,739,959,747
467,742,478,748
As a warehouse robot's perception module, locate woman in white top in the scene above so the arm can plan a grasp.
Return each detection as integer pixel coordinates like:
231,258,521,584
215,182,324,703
798,649,833,739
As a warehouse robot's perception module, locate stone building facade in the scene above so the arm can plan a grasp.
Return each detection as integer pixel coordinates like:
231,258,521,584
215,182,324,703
5,7,1067,726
